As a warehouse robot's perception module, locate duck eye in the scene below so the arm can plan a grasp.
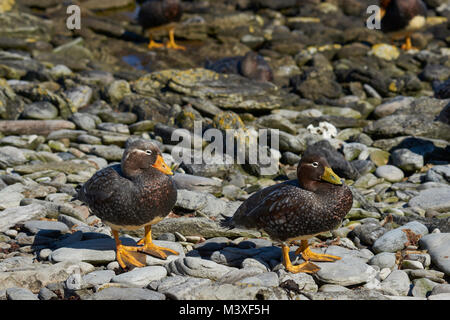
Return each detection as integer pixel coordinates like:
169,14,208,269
145,150,152,155
311,162,319,167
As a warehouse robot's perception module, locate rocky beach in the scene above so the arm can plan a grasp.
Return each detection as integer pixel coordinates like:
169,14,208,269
0,0,449,301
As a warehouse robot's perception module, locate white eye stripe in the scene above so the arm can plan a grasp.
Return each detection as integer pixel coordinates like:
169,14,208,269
311,162,319,167
145,150,153,155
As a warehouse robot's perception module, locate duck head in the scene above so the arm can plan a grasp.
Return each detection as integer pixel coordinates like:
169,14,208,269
297,154,342,192
121,139,173,178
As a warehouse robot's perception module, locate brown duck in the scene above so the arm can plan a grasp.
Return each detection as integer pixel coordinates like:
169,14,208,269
76,138,177,269
138,0,185,50
380,0,427,50
223,154,353,273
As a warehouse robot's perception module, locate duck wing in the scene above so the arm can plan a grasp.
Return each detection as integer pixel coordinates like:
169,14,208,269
231,183,314,230
76,164,134,216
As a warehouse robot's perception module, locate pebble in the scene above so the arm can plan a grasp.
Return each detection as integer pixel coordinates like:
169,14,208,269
6,287,39,300
314,256,377,286
277,270,318,293
82,270,116,288
23,220,69,235
368,252,397,270
412,278,439,297
22,101,59,120
372,221,429,253
237,272,279,287
375,165,404,183
38,287,58,300
50,247,116,264
111,266,167,287
391,148,424,172
380,270,411,296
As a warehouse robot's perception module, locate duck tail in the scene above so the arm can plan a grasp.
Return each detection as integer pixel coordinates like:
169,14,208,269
70,185,83,202
219,214,235,230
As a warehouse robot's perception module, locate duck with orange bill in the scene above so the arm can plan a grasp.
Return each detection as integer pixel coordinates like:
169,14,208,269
75,138,177,269
221,154,353,274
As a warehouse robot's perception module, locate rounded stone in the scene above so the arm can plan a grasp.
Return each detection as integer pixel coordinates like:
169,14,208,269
380,270,411,296
368,252,397,270
391,149,424,172
111,266,167,287
375,165,404,182
22,101,59,120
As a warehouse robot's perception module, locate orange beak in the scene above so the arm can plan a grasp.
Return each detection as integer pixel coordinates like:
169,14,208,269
152,155,173,175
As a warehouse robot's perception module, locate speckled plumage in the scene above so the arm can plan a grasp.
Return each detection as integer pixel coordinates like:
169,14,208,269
226,155,353,242
76,140,177,230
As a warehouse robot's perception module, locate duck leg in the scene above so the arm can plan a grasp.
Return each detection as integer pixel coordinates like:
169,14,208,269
137,225,179,259
147,31,164,49
401,35,416,51
165,27,186,50
295,239,341,262
282,243,320,274
113,230,147,269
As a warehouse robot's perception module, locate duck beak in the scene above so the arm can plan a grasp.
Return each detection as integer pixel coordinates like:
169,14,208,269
321,167,342,185
152,155,173,175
